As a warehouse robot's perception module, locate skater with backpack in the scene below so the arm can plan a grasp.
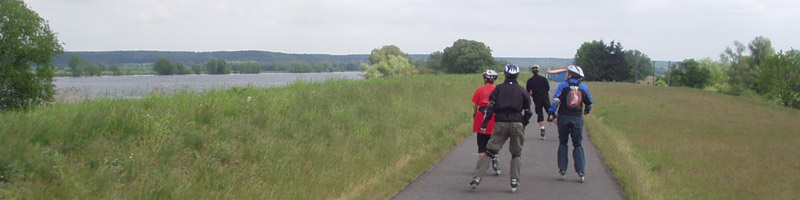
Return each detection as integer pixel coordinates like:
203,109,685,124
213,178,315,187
472,69,501,175
470,64,533,193
526,64,551,139
548,65,594,183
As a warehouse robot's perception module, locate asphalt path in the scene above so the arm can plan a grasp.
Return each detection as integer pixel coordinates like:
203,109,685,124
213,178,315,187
393,82,626,200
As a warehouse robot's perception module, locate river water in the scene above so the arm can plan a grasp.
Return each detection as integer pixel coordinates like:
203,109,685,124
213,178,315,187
53,72,363,100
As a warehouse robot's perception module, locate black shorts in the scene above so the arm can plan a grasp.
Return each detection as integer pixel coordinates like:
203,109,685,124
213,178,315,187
477,133,491,153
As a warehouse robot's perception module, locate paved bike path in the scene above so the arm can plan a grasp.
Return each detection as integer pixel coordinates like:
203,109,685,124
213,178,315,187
393,87,626,199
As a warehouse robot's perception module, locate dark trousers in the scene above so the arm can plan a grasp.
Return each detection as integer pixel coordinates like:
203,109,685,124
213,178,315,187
476,133,491,153
557,115,585,173
532,96,550,123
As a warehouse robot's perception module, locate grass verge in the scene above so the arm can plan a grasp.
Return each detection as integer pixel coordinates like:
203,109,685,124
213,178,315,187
586,82,800,199
0,74,481,199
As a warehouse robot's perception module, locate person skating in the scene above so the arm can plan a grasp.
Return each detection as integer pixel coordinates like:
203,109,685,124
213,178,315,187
526,64,551,139
470,64,533,193
547,65,594,183
472,70,501,175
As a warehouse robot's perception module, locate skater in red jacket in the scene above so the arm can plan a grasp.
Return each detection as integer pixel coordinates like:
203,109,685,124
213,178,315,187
472,69,500,175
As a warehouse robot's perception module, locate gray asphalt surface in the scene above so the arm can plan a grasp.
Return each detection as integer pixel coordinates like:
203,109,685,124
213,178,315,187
393,83,626,200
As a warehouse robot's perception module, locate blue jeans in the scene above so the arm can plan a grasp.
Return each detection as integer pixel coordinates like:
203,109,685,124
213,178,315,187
557,115,585,173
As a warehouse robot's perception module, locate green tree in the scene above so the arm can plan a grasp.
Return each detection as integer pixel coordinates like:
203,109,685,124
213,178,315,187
361,63,382,79
206,58,230,74
289,61,312,73
362,46,418,79
698,58,729,92
176,62,190,75
722,41,755,95
748,36,775,93
669,59,711,89
0,0,64,110
425,51,444,72
759,49,800,108
191,65,203,75
97,63,106,75
317,61,334,72
154,57,176,75
748,36,775,70
441,39,497,74
109,64,122,76
624,49,653,81
84,62,104,76
574,40,629,81
85,62,97,76
369,45,410,65
237,62,261,74
654,78,667,87
68,54,83,77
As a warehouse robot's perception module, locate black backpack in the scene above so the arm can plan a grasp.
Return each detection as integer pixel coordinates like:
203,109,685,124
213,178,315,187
563,81,583,112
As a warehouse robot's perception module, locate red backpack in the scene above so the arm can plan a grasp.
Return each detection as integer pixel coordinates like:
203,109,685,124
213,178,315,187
564,81,583,112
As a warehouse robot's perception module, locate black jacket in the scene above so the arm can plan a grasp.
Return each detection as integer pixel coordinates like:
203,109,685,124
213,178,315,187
526,74,550,101
482,79,532,126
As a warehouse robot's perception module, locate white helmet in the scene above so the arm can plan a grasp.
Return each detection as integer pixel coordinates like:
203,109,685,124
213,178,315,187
483,69,498,80
567,65,584,79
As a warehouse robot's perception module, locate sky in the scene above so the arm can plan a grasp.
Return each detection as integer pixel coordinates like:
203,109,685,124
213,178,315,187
23,0,800,61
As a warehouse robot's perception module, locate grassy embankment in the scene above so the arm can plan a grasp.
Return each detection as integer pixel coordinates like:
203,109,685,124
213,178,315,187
0,74,484,199
586,82,800,199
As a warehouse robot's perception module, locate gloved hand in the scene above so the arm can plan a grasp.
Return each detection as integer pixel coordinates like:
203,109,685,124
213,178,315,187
547,112,556,122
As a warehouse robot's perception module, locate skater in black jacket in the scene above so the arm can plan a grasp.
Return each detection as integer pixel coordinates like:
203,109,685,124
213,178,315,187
526,64,550,139
470,64,532,193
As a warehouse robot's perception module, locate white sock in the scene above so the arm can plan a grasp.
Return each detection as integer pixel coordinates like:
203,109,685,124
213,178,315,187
540,126,545,129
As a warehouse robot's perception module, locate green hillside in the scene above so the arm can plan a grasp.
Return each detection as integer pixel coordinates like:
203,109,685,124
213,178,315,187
4,76,792,199
0,75,482,199
586,82,800,199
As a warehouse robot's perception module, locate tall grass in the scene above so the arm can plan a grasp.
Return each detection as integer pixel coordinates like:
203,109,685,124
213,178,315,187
0,74,481,199
586,82,800,199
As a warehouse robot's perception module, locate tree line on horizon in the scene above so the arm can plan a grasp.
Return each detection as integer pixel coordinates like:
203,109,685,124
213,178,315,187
570,36,799,108
364,37,798,109
61,55,364,76
2,0,797,110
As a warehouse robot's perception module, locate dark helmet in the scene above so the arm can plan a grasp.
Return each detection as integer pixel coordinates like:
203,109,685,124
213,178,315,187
483,69,499,81
504,64,520,79
531,64,540,73
567,65,584,79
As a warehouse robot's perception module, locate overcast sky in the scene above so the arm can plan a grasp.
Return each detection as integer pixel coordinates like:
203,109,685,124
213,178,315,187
24,0,800,60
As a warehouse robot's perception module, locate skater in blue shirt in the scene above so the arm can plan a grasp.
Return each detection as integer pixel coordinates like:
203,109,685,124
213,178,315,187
548,65,594,182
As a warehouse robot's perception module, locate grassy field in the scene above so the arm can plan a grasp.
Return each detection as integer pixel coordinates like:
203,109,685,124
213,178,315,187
0,74,490,199
12,74,793,199
586,82,800,199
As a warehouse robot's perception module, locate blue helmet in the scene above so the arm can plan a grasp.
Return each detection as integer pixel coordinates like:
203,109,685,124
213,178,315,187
504,64,520,79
